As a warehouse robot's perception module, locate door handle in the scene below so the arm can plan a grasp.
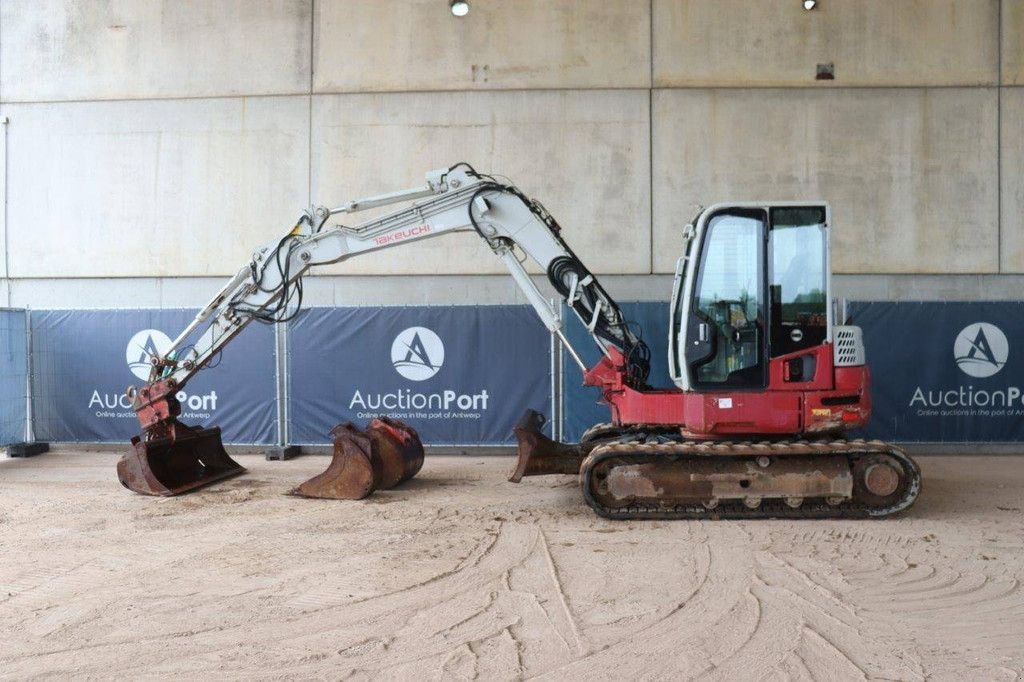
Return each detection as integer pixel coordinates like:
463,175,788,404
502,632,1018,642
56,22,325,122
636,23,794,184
698,322,709,342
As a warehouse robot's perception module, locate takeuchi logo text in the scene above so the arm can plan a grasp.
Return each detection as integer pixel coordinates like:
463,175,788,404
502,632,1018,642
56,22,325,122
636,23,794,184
374,224,431,247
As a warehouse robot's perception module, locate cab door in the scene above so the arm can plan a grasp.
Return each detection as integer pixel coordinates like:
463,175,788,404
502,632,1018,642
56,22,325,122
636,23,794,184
684,208,767,390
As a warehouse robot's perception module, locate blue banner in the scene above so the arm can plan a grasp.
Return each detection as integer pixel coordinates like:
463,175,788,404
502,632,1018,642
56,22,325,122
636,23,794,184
0,309,27,446
30,309,276,444
850,302,1024,442
287,306,550,445
561,302,673,442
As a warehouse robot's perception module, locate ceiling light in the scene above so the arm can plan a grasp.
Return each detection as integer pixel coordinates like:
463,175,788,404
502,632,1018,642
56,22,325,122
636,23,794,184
450,1,469,17
803,0,818,9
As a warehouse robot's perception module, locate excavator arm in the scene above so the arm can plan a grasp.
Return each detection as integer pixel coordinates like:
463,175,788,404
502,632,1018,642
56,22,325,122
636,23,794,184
121,163,649,496
132,164,648,440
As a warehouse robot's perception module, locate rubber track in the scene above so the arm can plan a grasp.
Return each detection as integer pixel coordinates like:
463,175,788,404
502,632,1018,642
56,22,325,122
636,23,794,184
579,422,678,443
580,439,921,520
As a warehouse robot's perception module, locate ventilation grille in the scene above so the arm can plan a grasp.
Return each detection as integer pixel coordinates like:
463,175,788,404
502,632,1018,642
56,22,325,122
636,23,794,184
834,326,866,367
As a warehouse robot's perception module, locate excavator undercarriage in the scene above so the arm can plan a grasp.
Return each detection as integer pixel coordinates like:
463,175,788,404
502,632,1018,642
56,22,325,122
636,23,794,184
511,409,921,520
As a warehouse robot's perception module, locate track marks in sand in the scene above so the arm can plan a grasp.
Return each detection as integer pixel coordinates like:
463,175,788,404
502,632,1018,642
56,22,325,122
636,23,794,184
779,626,870,681
789,527,917,550
535,527,586,656
0,557,122,612
0,523,574,678
537,527,920,681
4,454,1024,680
697,552,920,682
304,523,587,677
769,526,1024,678
847,557,1024,655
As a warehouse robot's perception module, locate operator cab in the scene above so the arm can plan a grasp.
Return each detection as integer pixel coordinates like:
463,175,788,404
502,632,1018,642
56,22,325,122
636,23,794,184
669,203,831,391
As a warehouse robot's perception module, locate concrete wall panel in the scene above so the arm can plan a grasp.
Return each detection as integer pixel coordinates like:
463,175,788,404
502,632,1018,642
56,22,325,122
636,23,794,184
13,272,1024,310
3,97,309,278
314,0,650,92
0,0,311,101
0,274,681,308
1001,88,1024,272
1005,0,1024,85
654,0,999,87
652,88,998,274
1,119,7,281
310,90,650,275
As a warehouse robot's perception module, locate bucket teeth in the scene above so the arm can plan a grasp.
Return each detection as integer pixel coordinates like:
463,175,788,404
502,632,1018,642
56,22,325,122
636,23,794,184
292,418,426,500
509,409,591,482
117,426,245,496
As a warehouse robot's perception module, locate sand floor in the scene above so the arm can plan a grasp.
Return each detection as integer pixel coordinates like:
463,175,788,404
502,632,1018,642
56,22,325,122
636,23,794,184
1,450,1023,680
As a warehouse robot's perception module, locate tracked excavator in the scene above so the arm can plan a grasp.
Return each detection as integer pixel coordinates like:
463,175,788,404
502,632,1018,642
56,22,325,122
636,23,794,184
118,163,920,519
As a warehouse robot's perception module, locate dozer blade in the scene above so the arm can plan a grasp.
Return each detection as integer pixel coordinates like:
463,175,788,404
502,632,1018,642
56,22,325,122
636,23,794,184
509,409,591,482
292,423,381,500
364,417,424,489
117,426,245,496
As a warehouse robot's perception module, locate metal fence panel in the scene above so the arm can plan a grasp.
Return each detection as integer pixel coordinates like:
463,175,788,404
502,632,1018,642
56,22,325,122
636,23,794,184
561,302,671,442
288,306,550,446
30,309,276,444
850,301,1024,442
0,309,27,446
17,300,1021,448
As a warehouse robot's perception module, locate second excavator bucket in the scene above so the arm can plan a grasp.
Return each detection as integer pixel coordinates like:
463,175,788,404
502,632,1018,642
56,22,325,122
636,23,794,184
509,409,590,482
117,425,246,496
364,417,425,488
292,418,425,500
293,423,379,499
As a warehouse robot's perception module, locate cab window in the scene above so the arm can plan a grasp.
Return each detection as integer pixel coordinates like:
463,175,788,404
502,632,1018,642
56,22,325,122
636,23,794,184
768,207,827,357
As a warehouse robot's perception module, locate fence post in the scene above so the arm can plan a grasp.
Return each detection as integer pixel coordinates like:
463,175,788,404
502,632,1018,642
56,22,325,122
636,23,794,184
549,299,563,443
266,319,299,460
10,307,48,457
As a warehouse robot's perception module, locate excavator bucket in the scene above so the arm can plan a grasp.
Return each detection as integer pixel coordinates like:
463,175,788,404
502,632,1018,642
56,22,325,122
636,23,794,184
293,423,380,500
117,426,246,496
364,417,425,488
509,409,590,482
292,418,425,499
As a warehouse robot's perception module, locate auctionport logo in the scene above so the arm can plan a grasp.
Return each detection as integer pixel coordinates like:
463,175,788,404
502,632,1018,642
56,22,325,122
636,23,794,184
349,325,485,418
91,328,217,419
391,326,444,381
125,329,173,381
954,322,1008,379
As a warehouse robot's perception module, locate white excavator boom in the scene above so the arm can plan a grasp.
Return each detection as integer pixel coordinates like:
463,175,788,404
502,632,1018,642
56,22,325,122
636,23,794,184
149,164,649,392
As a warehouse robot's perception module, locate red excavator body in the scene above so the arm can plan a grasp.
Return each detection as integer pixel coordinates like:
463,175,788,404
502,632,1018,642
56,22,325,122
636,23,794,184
583,346,870,438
